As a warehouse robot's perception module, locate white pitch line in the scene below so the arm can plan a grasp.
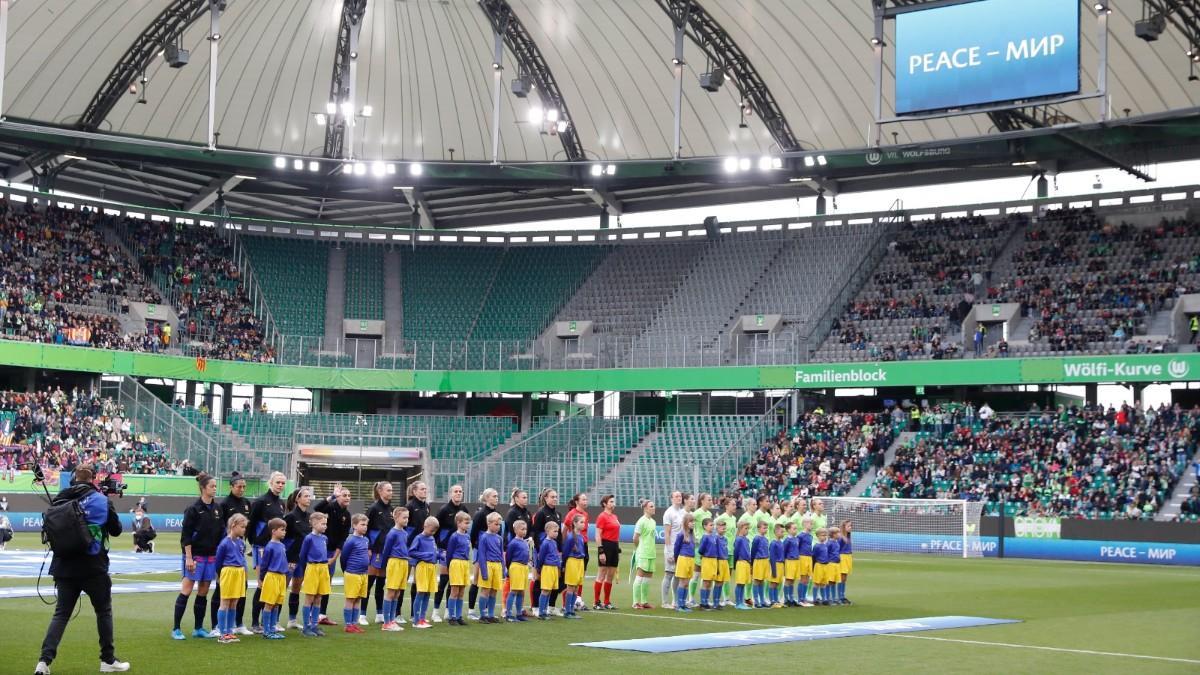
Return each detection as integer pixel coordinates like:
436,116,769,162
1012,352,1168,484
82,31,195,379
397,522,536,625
599,610,786,629
881,634,1200,665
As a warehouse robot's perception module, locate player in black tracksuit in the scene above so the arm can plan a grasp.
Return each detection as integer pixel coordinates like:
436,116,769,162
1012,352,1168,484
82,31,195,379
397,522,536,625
362,482,393,621
404,481,431,619
282,489,314,627
209,474,252,632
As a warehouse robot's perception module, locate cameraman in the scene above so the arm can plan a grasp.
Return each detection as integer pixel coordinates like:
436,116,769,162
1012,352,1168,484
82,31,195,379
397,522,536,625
35,464,130,674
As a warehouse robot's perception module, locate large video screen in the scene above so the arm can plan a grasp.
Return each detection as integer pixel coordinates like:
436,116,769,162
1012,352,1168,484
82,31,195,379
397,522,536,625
894,0,1080,115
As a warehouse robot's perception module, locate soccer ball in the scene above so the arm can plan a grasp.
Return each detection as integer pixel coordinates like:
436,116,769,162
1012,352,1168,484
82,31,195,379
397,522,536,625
574,597,585,611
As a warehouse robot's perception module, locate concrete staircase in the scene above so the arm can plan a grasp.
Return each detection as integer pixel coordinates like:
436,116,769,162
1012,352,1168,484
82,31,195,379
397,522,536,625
325,247,347,344
1156,448,1200,521
383,249,403,345
219,423,274,477
849,431,913,497
588,429,660,500
1145,309,1175,338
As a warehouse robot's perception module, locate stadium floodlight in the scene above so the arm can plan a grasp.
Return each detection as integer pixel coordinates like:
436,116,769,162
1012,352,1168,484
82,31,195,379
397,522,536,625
758,156,773,171
738,157,751,172
772,157,784,170
386,163,396,175
817,155,828,166
528,106,543,125
361,105,373,118
342,163,353,175
292,159,304,170
605,164,617,176
556,120,569,134
723,157,739,173
546,108,559,122
372,161,386,177
341,101,354,117
804,155,816,168
409,163,424,177
274,156,287,169
326,101,337,115
699,68,725,92
308,161,319,172
314,113,327,126
353,162,366,176
590,164,604,177
869,37,884,47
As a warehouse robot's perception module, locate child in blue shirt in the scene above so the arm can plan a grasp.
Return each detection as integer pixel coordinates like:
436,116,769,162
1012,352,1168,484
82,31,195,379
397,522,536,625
797,518,815,607
837,520,853,605
476,513,506,623
827,527,844,606
697,518,724,611
445,512,472,626
672,514,696,613
534,521,562,620
215,514,248,644
297,513,331,636
768,524,786,608
409,516,440,628
340,514,370,632
812,528,830,607
561,516,587,620
381,507,410,631
750,521,770,608
733,521,753,610
257,519,289,640
504,520,531,622
783,522,801,607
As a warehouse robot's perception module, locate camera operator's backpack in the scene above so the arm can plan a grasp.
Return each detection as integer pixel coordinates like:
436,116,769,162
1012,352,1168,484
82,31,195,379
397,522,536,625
42,494,95,557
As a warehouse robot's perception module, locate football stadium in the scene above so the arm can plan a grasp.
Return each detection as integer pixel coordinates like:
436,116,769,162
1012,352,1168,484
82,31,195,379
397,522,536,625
1,0,1200,673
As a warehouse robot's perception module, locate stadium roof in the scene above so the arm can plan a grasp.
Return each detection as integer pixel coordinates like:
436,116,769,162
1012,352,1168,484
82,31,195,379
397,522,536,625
1,0,1199,228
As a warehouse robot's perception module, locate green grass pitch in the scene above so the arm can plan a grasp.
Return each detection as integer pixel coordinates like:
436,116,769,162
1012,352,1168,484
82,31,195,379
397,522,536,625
3,533,1198,674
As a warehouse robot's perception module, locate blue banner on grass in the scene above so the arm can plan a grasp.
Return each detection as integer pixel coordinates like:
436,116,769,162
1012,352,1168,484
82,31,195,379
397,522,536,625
573,615,1020,653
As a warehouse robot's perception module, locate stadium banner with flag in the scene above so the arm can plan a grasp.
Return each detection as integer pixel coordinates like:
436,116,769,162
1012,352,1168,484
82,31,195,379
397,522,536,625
1,340,1198,393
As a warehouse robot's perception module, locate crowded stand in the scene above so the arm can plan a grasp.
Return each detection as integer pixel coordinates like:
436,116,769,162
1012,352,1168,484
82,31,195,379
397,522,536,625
0,388,177,477
738,410,895,500
868,403,1196,520
122,219,273,362
817,214,1015,362
986,209,1198,355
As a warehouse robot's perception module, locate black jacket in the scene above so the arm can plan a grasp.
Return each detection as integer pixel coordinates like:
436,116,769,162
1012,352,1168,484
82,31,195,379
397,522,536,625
532,504,562,548
283,506,312,563
316,496,352,553
435,500,468,549
48,483,121,578
219,493,252,524
470,504,497,548
364,499,392,554
248,491,286,547
180,498,223,557
405,498,430,545
504,504,533,544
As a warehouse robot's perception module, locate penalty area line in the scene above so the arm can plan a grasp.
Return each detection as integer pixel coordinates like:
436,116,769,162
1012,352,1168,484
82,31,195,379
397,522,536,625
880,634,1200,665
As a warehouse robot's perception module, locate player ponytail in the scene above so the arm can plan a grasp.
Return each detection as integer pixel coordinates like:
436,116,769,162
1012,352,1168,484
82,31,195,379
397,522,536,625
196,472,215,493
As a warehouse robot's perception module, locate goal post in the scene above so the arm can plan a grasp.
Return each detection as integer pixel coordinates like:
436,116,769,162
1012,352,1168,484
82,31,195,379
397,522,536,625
819,497,985,558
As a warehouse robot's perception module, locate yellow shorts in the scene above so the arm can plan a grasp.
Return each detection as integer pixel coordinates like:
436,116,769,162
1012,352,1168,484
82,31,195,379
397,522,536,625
700,557,717,582
508,563,529,592
478,561,504,591
218,567,246,600
735,560,751,585
564,558,584,587
820,563,833,585
800,555,813,579
260,571,287,606
385,558,410,591
771,565,785,585
751,559,770,582
841,554,853,575
301,564,331,596
415,561,438,594
449,558,471,587
674,556,695,580
715,559,730,583
784,559,800,581
539,565,559,590
343,572,368,600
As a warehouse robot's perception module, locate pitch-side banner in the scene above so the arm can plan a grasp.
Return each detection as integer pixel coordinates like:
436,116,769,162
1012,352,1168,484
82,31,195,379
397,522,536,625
894,0,1080,114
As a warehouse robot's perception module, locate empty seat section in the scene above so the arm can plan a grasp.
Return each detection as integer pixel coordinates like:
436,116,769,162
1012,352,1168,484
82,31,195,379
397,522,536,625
242,236,329,337
345,244,385,321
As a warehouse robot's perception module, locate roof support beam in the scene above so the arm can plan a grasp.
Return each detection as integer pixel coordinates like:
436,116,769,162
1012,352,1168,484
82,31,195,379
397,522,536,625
184,174,245,212
477,0,586,161
323,0,368,159
654,0,802,151
585,187,624,215
397,186,435,229
77,0,214,131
